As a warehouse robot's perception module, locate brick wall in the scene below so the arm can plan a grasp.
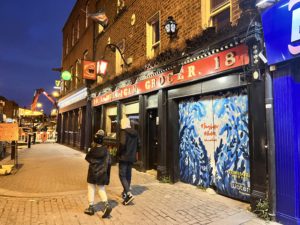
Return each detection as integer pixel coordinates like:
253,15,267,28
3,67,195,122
94,0,243,83
61,0,244,90
62,0,97,94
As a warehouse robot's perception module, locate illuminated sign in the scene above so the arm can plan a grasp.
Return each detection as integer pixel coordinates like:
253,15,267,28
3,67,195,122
262,0,300,64
83,61,97,80
58,88,87,108
92,44,249,106
55,80,61,87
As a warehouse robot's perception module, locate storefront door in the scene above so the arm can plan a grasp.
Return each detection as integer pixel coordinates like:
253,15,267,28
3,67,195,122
178,88,250,201
147,109,158,170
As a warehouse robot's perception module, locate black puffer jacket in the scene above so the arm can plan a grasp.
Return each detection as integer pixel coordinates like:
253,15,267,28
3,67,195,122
118,128,139,162
85,146,111,185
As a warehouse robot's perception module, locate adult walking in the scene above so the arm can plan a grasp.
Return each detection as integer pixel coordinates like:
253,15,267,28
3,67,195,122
84,130,112,218
118,118,139,205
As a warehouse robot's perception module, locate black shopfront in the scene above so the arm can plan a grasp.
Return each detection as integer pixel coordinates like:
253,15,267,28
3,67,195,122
91,41,268,206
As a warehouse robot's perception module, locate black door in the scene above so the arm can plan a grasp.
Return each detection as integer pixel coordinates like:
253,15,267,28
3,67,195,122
147,109,158,170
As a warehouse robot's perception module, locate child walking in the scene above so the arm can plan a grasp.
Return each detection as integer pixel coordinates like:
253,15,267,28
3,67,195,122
84,130,112,218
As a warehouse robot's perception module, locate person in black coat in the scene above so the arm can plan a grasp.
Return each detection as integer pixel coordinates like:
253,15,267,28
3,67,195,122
84,130,112,218
118,118,139,205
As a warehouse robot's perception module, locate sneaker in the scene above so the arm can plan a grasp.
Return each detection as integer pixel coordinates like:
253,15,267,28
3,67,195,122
102,203,112,218
123,194,134,205
84,205,95,215
121,192,127,199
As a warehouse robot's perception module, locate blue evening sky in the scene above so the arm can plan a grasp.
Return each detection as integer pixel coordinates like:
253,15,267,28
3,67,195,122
0,1,76,114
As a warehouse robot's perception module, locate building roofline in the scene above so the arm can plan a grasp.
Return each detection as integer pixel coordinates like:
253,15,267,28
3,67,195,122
62,0,79,32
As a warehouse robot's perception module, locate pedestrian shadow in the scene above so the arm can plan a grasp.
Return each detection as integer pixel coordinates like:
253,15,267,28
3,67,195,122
131,185,148,196
94,199,118,212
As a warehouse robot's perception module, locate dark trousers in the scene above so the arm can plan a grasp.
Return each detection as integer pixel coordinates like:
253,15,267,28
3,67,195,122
119,161,132,194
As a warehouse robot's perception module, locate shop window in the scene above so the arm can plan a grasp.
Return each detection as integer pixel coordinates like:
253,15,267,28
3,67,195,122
201,0,231,30
121,102,139,131
146,12,160,59
105,106,117,139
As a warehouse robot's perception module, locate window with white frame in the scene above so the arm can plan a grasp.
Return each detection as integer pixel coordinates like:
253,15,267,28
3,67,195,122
115,40,125,76
75,60,80,88
65,36,69,55
146,12,160,59
85,1,90,28
72,26,75,46
76,17,80,40
201,0,231,31
83,50,88,60
70,66,74,90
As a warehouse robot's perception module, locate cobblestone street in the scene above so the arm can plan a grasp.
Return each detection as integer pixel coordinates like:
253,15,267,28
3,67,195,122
0,144,279,225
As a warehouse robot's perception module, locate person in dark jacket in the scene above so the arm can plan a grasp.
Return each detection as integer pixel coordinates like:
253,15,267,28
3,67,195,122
84,130,112,218
118,118,139,205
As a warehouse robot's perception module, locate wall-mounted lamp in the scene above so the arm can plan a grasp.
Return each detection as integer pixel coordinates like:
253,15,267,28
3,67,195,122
164,16,178,38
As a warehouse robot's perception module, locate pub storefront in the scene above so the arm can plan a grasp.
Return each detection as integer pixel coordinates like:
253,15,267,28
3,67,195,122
91,40,268,205
57,87,87,150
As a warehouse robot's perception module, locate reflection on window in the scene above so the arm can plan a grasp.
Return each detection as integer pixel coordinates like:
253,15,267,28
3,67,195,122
110,116,118,134
146,12,160,59
212,7,230,30
128,114,139,131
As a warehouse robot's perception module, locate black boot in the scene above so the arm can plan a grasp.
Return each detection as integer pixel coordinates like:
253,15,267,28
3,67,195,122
84,205,95,215
102,202,112,218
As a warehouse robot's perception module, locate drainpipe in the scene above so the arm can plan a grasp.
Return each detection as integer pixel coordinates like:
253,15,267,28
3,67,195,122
265,70,276,220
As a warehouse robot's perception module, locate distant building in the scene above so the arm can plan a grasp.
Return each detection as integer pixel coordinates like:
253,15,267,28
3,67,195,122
0,96,19,123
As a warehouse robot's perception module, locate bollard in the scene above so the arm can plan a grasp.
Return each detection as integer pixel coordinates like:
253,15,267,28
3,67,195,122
33,132,36,144
28,134,32,148
11,141,16,160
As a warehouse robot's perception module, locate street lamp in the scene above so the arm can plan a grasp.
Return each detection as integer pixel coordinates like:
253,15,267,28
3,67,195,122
36,102,43,108
164,16,178,38
52,91,60,98
61,70,72,81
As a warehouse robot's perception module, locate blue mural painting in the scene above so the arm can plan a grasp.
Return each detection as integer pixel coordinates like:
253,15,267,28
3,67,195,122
179,89,250,201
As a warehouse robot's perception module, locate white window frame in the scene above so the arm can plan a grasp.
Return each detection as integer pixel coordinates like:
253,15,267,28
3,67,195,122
76,17,80,40
201,0,231,29
65,36,69,55
146,12,161,59
72,26,75,46
75,60,80,88
85,1,90,28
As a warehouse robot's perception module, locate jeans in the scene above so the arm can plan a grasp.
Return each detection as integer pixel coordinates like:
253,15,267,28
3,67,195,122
119,161,133,194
